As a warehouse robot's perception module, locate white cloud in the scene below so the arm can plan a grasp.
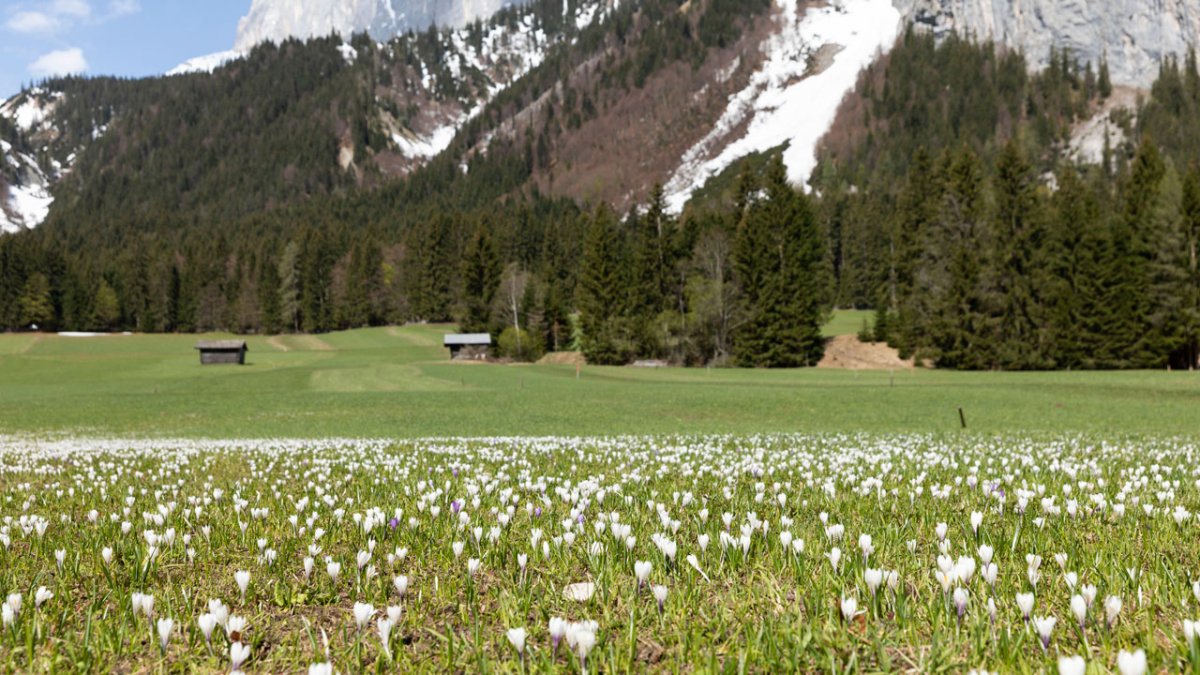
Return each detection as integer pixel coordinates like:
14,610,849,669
6,10,61,33
107,0,139,16
51,0,91,18
28,47,88,77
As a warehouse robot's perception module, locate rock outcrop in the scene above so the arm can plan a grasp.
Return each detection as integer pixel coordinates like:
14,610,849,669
893,0,1200,88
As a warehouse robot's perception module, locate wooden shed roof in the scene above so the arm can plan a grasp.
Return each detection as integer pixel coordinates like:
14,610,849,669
443,333,492,346
195,340,248,351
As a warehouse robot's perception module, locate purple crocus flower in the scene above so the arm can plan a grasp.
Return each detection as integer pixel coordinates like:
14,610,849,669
534,507,542,517
451,500,461,514
388,518,399,530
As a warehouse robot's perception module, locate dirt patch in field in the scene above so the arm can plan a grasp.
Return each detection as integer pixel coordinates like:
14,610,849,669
538,351,586,366
817,335,914,370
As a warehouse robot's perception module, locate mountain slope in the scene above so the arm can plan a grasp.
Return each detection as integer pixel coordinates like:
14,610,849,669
5,0,1200,239
235,0,523,51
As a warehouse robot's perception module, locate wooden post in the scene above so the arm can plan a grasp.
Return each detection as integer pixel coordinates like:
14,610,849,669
958,407,967,429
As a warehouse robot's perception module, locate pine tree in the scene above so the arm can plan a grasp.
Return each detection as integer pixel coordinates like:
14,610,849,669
756,156,827,367
732,164,774,367
340,243,377,329
892,148,942,357
258,258,282,335
407,217,453,323
92,279,121,330
1106,139,1166,366
989,140,1051,368
166,263,182,332
929,148,990,369
577,206,630,365
731,156,828,367
19,272,55,329
1181,164,1200,369
277,242,301,332
1045,166,1108,368
459,224,501,334
1098,53,1112,99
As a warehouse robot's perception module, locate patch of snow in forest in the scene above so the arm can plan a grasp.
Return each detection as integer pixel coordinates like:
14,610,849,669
166,50,244,76
1,154,53,234
663,0,901,212
1,90,61,133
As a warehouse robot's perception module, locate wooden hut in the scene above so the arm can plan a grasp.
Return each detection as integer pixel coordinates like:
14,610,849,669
444,333,491,360
195,340,248,365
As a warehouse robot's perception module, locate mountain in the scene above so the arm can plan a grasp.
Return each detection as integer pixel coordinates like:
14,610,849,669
234,0,524,51
1,0,1199,371
895,0,1200,88
6,0,1200,238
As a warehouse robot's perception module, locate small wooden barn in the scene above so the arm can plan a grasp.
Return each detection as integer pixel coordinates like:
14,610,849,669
444,333,491,360
195,340,248,365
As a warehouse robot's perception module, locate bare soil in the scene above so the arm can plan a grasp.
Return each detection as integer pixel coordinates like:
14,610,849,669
817,335,914,370
538,351,586,366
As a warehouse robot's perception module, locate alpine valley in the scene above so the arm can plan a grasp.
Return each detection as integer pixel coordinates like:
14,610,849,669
2,0,1199,370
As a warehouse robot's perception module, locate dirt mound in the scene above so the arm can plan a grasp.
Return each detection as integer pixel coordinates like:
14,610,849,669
538,351,586,366
817,335,915,370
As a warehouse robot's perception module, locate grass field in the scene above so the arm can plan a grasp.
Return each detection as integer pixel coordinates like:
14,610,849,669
0,316,1197,438
3,318,1200,673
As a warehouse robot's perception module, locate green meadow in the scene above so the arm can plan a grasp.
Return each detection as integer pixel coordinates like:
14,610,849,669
0,318,1197,438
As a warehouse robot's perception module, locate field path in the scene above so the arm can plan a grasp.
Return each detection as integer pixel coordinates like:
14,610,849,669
18,334,43,354
265,336,290,352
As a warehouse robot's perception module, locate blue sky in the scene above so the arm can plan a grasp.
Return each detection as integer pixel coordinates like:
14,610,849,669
1,0,248,98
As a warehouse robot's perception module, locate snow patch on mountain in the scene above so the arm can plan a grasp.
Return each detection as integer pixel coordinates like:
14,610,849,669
384,7,555,166
1,141,54,234
665,0,902,212
234,0,522,52
167,50,244,76
2,89,62,133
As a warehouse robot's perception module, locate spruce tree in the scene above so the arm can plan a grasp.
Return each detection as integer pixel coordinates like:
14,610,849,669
1045,166,1109,368
577,206,629,365
258,259,282,334
732,164,774,367
277,241,301,332
892,148,942,357
459,224,501,335
407,216,453,323
92,279,121,330
18,273,55,329
930,148,990,369
1107,139,1166,366
989,140,1051,368
1098,53,1112,99
1181,164,1200,369
732,156,827,367
757,156,827,367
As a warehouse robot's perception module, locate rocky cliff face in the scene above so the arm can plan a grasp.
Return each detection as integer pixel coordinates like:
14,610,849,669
234,0,519,51
894,0,1200,88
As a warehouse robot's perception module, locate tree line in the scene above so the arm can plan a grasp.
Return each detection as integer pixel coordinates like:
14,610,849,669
3,28,1200,369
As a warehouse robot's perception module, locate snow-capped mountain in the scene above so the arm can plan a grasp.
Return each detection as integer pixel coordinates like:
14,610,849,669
895,0,1200,88
234,0,523,52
